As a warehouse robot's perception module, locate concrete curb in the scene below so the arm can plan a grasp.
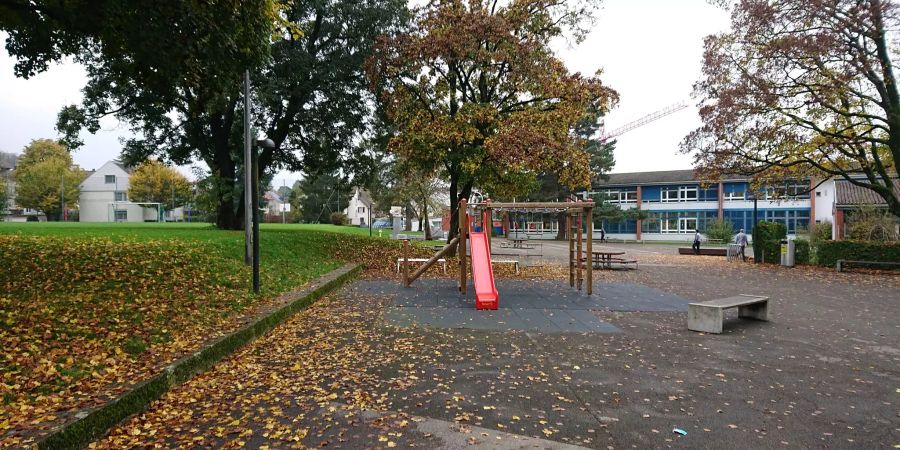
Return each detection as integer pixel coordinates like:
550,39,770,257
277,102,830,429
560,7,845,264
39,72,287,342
37,264,362,450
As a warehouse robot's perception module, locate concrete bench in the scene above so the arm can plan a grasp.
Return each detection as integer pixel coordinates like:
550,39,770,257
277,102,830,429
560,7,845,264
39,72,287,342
397,258,447,274
836,259,900,272
688,295,769,334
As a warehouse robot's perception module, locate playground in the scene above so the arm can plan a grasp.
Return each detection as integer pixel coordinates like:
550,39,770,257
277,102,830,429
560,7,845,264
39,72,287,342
90,244,899,449
74,200,899,449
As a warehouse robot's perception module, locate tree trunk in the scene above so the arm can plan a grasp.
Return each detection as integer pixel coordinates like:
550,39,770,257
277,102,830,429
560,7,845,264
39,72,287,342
404,205,413,231
423,200,432,240
556,212,567,240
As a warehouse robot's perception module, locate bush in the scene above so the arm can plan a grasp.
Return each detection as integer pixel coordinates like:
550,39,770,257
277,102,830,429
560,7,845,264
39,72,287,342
752,221,787,264
809,220,832,246
845,206,899,241
329,212,349,226
705,218,734,243
815,240,900,267
794,238,810,264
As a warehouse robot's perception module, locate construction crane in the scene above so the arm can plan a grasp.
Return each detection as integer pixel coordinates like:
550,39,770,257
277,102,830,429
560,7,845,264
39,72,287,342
599,101,689,142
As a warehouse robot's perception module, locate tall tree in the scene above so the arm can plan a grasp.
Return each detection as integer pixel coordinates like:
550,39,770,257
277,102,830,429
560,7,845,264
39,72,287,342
56,0,407,229
683,0,900,217
13,139,84,220
128,160,193,209
1,1,275,108
367,0,618,242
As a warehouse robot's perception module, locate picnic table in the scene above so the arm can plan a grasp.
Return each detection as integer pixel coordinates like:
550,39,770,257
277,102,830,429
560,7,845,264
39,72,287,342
502,236,535,249
592,250,626,269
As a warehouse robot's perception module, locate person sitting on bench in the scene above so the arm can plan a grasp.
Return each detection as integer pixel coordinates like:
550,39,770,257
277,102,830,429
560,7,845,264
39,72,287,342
692,230,701,255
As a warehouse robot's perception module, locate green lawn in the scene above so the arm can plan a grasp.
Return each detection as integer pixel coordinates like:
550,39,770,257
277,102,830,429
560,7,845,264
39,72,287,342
0,221,424,436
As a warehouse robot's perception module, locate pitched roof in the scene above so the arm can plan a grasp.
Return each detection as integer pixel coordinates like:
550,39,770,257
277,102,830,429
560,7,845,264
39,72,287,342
835,179,900,207
357,188,374,207
593,169,748,187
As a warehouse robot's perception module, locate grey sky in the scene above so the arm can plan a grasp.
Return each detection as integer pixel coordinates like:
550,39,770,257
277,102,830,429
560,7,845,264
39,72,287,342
0,0,729,185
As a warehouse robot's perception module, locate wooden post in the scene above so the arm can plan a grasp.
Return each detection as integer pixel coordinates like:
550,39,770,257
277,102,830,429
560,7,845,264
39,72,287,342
458,198,468,294
576,212,583,291
484,208,492,253
568,213,575,287
586,206,593,295
402,239,411,287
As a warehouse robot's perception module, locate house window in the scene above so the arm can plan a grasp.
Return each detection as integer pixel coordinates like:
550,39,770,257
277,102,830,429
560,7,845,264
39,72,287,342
115,191,127,202
358,206,365,213
623,191,638,203
114,210,127,222
724,190,745,201
815,191,822,197
661,217,679,233
105,175,116,184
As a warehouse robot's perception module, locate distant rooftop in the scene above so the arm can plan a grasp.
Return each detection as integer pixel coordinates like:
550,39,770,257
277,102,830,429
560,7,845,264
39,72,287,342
594,169,747,186
835,179,900,207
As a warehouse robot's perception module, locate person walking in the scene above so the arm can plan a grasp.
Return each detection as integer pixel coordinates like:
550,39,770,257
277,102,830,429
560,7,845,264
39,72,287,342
735,228,749,262
692,229,702,255
600,227,606,243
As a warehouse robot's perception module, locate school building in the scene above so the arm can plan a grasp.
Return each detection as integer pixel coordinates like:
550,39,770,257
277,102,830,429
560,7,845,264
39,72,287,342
585,169,882,242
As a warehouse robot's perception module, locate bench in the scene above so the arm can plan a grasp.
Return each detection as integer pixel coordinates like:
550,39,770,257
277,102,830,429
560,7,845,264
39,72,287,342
687,295,769,334
836,259,900,272
397,258,447,274
607,258,638,270
678,247,728,256
492,259,520,274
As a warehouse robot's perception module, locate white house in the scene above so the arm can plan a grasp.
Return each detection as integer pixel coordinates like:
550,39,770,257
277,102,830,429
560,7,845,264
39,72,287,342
343,188,374,226
79,161,160,222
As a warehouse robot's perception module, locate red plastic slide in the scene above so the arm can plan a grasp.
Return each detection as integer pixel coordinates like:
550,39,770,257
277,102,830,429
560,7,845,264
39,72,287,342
469,221,499,310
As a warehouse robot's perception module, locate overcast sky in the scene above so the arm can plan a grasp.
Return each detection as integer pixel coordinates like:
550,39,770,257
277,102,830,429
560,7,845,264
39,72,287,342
0,0,730,185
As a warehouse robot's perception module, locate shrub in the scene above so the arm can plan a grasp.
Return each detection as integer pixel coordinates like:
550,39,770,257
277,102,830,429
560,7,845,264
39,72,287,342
752,221,787,264
329,212,349,226
794,238,810,264
705,218,734,243
845,206,899,242
815,240,900,267
809,220,832,246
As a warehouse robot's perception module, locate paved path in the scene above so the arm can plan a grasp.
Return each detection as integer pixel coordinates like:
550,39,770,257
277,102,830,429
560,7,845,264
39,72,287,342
91,262,899,449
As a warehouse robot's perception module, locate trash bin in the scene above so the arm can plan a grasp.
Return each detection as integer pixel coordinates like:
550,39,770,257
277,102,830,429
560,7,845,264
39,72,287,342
780,239,795,267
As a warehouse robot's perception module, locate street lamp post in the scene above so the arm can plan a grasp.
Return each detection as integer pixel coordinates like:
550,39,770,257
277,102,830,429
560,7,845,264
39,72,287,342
748,192,759,264
252,138,276,293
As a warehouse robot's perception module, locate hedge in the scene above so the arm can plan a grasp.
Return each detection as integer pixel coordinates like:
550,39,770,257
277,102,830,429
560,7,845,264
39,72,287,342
752,221,787,264
815,240,900,267
794,239,810,265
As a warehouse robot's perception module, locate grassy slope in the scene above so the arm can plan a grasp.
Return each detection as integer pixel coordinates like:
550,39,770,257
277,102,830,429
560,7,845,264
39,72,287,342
0,222,431,441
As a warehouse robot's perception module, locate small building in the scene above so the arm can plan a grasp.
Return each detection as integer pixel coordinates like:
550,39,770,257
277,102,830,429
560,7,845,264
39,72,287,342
831,178,900,240
79,161,160,222
343,188,374,226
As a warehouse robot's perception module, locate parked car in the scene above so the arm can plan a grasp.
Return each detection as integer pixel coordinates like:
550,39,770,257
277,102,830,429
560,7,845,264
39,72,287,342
372,218,393,229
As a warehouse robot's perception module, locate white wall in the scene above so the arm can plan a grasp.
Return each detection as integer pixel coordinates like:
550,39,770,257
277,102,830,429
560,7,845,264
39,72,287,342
80,161,133,222
343,189,370,226
813,179,835,238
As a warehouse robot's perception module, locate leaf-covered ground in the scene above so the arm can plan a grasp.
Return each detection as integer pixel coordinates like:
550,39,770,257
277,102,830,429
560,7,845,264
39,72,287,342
0,223,438,447
88,251,898,449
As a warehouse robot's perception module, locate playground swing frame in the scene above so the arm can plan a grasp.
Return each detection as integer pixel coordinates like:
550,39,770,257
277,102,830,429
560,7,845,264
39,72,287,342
401,197,596,296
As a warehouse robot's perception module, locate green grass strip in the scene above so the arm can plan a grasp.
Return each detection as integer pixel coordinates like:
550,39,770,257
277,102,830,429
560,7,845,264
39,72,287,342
36,264,362,450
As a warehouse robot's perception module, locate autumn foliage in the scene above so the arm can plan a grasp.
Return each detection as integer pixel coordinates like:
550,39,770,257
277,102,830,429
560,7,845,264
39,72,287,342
0,226,429,445
684,0,900,216
367,0,617,239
